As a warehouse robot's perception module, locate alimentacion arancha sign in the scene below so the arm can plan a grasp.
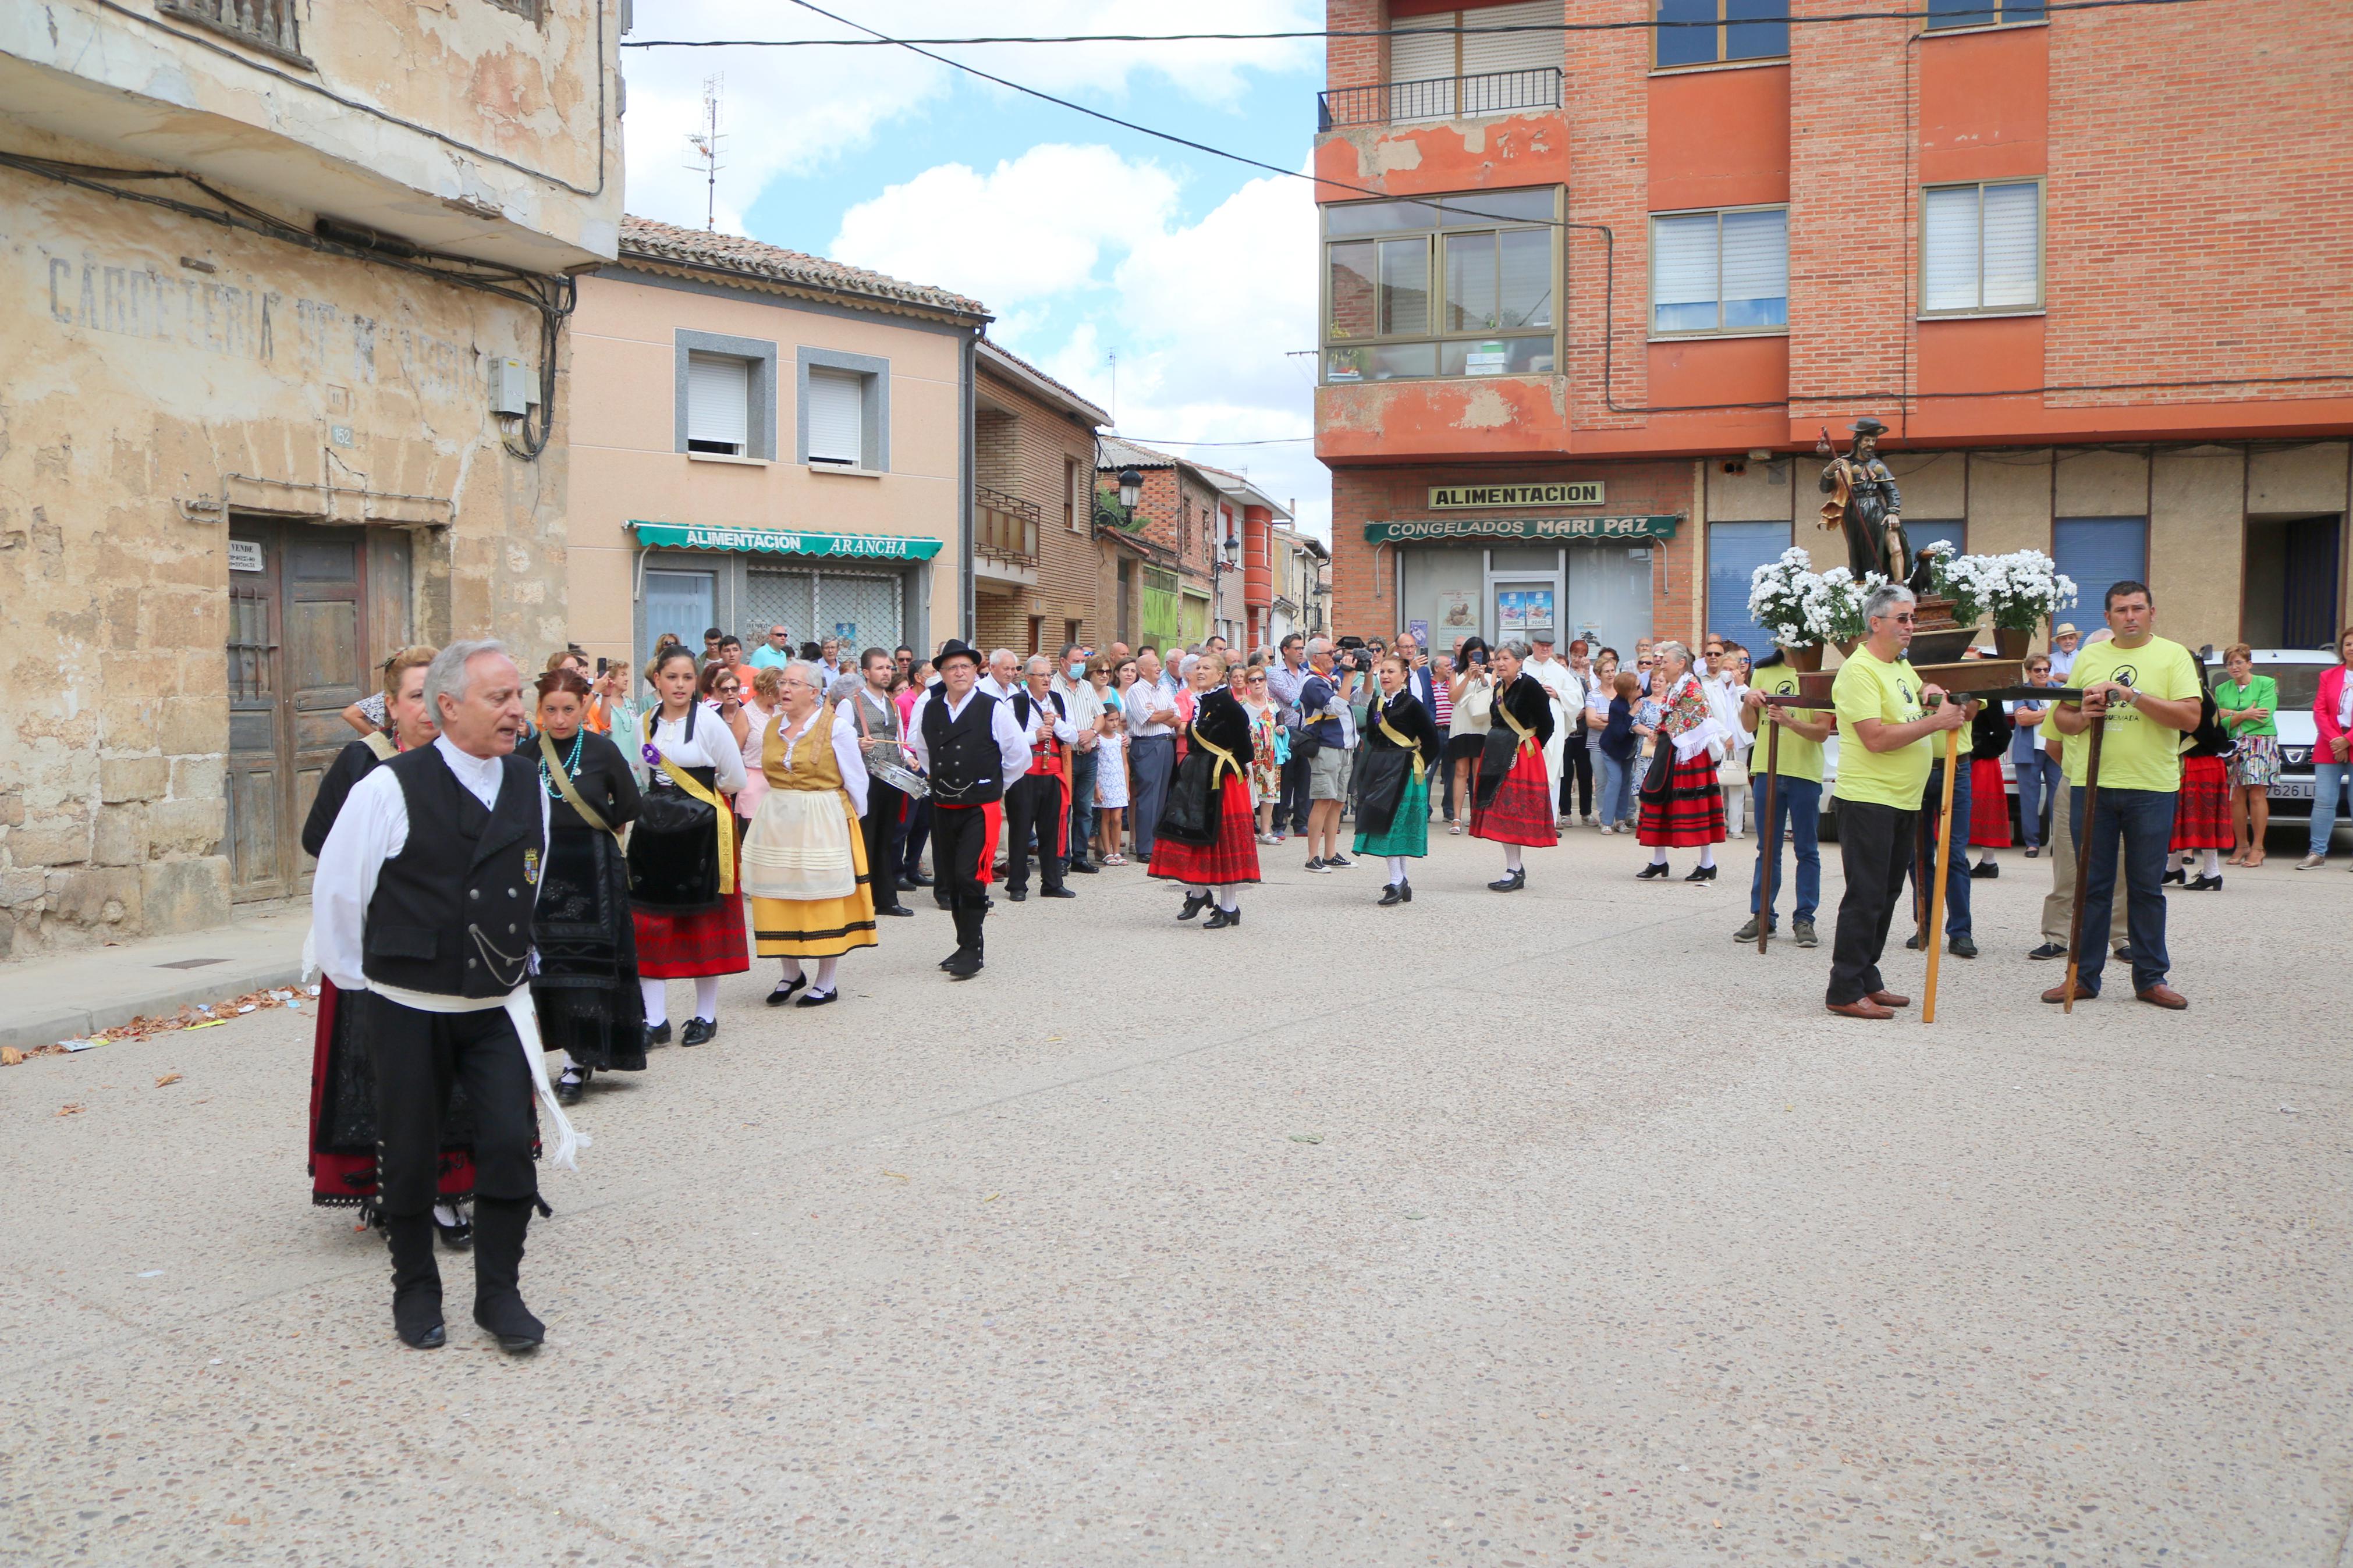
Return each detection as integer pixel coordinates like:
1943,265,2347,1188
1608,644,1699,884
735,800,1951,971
1429,481,1605,510
1363,515,1681,545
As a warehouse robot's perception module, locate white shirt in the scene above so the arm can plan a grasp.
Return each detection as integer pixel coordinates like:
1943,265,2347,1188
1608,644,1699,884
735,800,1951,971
1053,673,1105,750
762,701,869,817
1525,655,1582,741
2049,645,2078,679
906,687,1032,794
1012,686,1078,748
311,735,551,1003
980,674,1021,705
648,706,749,794
1125,678,1179,738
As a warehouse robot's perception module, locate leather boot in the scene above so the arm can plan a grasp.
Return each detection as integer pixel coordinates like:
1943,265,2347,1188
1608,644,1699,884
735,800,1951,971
384,1212,445,1350
470,1196,545,1352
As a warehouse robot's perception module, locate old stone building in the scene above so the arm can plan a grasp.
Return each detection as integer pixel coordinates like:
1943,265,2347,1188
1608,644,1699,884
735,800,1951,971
0,0,622,958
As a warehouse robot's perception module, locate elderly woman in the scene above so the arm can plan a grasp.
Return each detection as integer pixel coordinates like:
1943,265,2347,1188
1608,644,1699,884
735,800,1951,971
1635,640,1731,882
629,644,750,1047
1148,650,1260,927
1354,650,1444,904
740,660,876,1008
1467,640,1556,892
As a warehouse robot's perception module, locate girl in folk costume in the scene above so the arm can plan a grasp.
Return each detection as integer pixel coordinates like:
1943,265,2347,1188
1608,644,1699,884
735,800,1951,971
300,646,476,1247
1634,640,1732,882
1965,698,2015,877
1468,640,1557,892
628,644,750,1047
1354,651,1445,905
528,670,646,1107
1149,651,1261,929
740,662,878,1007
2166,686,2235,891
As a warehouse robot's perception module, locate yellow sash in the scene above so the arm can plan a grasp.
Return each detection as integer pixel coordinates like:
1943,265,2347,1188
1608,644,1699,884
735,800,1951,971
1190,721,1244,785
362,731,398,762
1376,714,1428,781
1496,696,1538,755
644,710,736,894
539,730,623,842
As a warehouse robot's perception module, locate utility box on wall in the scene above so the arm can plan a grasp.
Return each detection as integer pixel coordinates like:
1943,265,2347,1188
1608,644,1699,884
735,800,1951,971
489,356,535,415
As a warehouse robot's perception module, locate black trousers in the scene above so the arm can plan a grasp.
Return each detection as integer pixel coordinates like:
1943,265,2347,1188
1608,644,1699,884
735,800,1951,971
931,801,997,954
1561,740,1594,816
861,778,905,893
1827,799,1917,1005
368,994,538,1217
1277,748,1311,835
1003,773,1066,893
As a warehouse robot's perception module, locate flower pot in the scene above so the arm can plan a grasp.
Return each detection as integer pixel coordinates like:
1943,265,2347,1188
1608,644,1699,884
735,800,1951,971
1781,642,1824,672
1834,637,1861,659
1992,626,2032,661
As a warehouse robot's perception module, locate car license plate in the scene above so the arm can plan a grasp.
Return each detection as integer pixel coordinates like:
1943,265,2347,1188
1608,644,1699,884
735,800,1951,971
2273,778,2314,801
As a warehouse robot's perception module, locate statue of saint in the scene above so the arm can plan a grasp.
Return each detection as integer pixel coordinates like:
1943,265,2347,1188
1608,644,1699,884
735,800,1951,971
1817,418,1911,584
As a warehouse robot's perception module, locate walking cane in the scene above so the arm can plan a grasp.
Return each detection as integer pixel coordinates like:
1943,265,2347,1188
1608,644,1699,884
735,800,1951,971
2061,715,2107,1016
1921,718,1962,1025
1756,713,1780,955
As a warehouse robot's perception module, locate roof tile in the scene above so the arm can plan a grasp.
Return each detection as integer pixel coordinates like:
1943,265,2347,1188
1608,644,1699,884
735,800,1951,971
617,214,988,319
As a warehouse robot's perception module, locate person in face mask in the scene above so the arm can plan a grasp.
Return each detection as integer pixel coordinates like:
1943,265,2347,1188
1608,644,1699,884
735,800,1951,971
1052,643,1104,875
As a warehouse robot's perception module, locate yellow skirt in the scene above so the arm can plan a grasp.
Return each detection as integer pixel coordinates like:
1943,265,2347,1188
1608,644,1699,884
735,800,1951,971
746,788,878,958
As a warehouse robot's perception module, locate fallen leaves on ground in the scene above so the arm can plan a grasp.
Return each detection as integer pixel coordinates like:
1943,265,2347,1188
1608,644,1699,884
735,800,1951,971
155,1072,183,1087
5,988,310,1065
57,1104,85,1117
0,1047,22,1066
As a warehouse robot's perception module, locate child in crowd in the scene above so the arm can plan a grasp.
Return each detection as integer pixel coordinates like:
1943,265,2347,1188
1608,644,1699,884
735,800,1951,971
1092,707,1129,866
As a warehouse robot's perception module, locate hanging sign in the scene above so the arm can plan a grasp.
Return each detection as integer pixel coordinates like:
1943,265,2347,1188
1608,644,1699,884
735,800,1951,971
1364,515,1680,545
227,539,265,573
1429,482,1604,509
629,521,945,561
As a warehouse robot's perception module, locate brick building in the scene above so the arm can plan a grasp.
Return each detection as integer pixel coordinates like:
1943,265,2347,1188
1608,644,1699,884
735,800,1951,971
1314,0,2353,662
974,340,1110,655
1096,438,1228,652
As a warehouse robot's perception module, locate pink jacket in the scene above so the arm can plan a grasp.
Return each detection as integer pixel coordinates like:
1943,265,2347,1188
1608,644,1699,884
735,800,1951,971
2317,664,2352,754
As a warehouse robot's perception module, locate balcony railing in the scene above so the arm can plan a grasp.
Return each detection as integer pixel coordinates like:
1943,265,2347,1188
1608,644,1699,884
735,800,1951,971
975,485,1039,565
1318,67,1562,131
158,0,311,66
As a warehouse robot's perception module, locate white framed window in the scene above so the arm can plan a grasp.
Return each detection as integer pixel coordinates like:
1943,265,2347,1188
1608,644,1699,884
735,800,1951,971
1922,179,2043,316
805,368,864,467
1322,186,1560,383
794,347,890,471
684,352,752,456
1649,205,1788,336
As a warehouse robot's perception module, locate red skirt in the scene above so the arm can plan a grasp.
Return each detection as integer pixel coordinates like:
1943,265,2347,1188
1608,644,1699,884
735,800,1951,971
1968,758,2013,847
308,977,476,1210
1471,743,1560,848
1637,748,1727,848
1149,778,1262,886
2169,755,2231,849
633,899,751,977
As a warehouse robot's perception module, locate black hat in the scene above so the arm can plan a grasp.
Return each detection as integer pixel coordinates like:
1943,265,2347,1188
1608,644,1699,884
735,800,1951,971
1849,417,1889,437
935,639,982,670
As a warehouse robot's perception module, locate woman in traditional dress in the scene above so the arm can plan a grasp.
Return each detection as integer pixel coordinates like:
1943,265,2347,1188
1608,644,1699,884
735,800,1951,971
1634,641,1731,883
528,669,645,1107
1353,650,1443,905
2166,686,2235,891
1148,651,1260,929
300,645,475,1248
629,644,749,1048
1965,698,2014,877
740,660,879,1007
1468,641,1556,893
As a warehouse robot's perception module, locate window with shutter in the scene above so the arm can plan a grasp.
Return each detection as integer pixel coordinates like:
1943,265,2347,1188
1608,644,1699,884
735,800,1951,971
686,353,750,455
1650,207,1787,335
1459,0,1561,76
1718,208,1788,329
805,368,865,467
1388,15,1456,120
1651,213,1722,334
1922,180,2042,315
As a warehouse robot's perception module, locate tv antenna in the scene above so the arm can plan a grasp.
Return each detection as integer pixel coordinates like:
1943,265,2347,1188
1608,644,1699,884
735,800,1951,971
1106,349,1118,426
686,74,726,230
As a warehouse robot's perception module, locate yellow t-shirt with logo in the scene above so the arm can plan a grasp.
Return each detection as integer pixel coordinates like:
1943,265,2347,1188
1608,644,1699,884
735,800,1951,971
1753,665,1825,785
2061,635,2199,793
1832,646,1931,809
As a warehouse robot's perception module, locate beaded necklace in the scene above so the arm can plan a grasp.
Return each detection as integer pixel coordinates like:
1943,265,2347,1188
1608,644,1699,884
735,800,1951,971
538,728,585,801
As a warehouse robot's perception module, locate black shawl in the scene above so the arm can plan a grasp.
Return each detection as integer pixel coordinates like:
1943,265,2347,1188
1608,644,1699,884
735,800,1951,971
541,730,643,834
1355,691,1443,837
1474,673,1555,806
300,738,389,858
1156,688,1251,846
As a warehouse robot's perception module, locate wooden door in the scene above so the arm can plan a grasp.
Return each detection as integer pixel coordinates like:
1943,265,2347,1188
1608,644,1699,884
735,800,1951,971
226,526,288,899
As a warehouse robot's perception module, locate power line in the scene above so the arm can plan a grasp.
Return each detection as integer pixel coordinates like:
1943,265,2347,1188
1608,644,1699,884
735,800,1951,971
1122,436,1316,447
630,0,2204,48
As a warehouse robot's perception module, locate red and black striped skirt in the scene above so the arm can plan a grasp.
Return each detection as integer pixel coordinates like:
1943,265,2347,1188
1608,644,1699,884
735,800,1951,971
2169,755,2231,850
633,899,750,978
1637,748,1727,848
1968,757,2013,847
1471,742,1560,848
1149,779,1262,886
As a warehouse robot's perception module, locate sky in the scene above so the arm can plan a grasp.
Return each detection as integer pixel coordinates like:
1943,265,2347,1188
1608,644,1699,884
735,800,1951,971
620,1,1333,538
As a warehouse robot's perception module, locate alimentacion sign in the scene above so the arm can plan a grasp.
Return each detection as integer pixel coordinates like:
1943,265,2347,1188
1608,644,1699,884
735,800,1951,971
1364,515,1681,545
1428,482,1605,509
630,521,945,561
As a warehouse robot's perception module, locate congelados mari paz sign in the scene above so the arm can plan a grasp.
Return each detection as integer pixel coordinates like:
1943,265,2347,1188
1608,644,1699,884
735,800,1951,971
1363,515,1681,545
1429,481,1603,509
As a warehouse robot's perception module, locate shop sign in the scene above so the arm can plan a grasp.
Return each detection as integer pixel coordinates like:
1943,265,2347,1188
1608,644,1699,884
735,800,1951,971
1364,514,1680,545
629,521,944,561
1429,481,1604,509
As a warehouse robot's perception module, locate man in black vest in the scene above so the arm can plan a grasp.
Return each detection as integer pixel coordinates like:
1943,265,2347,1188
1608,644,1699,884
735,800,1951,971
1005,653,1078,902
312,639,577,1353
907,640,1030,977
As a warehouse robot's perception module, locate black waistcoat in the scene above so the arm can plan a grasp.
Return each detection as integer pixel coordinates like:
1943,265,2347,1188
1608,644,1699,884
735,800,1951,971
924,691,1005,805
363,746,544,998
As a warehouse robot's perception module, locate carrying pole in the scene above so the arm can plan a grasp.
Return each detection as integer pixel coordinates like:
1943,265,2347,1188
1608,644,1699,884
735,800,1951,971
2061,716,2107,1016
1756,716,1780,955
1921,721,1962,1023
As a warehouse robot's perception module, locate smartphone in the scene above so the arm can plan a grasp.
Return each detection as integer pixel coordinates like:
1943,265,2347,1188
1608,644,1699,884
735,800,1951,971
597,656,609,675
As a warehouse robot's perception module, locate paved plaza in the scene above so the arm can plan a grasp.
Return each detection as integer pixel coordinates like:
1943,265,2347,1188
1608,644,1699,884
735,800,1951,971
3,828,2347,1566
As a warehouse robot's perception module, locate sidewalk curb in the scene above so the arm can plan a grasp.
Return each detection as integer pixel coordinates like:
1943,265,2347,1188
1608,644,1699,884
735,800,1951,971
0,904,313,1055
3,955,311,1053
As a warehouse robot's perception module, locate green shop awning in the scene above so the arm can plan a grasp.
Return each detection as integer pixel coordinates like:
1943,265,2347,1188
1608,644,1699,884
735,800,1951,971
1363,515,1681,545
630,521,945,561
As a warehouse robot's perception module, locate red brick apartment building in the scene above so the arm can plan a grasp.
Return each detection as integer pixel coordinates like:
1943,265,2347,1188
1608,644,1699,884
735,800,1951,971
1314,0,2352,660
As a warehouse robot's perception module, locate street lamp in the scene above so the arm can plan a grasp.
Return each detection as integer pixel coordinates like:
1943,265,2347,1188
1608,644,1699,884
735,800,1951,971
1211,530,1240,644
1116,466,1142,514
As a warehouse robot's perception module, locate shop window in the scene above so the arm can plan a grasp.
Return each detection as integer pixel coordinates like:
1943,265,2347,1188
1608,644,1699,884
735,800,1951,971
1922,180,2043,315
1708,521,1792,660
1650,207,1788,336
1323,187,1558,383
2053,518,2148,624
1655,0,1789,70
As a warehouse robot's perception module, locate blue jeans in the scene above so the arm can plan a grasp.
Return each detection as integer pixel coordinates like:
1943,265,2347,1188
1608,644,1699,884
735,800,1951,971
2070,785,2177,995
1068,747,1098,864
1907,762,1972,938
2013,750,2063,848
2310,760,2351,856
1748,774,1821,925
1598,751,1637,826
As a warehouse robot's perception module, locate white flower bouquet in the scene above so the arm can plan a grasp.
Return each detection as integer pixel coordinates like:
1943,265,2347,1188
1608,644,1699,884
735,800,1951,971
1747,546,1821,649
1932,548,2078,631
1801,566,1886,647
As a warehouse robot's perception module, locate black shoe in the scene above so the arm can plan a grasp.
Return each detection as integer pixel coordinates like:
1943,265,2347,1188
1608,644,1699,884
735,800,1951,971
796,988,838,1008
2161,867,2185,885
643,1020,672,1048
935,895,953,911
1635,862,1669,880
877,902,915,918
2024,845,2040,858
385,1213,445,1350
1970,861,1999,879
1179,890,1210,921
2189,873,2223,891
1949,934,1978,959
1303,856,1329,873
679,1016,718,1047
1325,852,1354,869
432,1206,473,1250
2114,944,2134,962
469,1197,544,1353
1007,887,1028,902
1377,881,1410,906
2028,941,2068,961
1067,859,1099,874
555,1072,584,1107
1904,933,1922,950
1488,868,1527,892
1203,906,1240,929
1683,864,1717,883
765,975,808,1007
906,870,934,887
945,948,983,979
1041,886,1078,898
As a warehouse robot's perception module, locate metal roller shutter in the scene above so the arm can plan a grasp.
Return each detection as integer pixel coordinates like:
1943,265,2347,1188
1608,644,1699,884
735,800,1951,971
686,353,749,453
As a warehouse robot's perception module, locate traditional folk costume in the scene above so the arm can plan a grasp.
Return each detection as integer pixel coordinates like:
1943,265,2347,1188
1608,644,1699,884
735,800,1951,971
907,645,1031,979
300,733,479,1236
530,727,645,1104
842,683,914,915
627,703,750,1046
311,735,584,1352
2169,687,2235,887
1148,685,1260,928
1353,687,1443,904
1470,671,1557,890
1636,670,1731,881
742,700,876,1007
1967,703,2015,851
1005,686,1077,899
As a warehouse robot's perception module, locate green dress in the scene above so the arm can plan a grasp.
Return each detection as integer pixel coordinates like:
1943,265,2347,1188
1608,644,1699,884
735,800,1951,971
1353,692,1440,858
1354,769,1431,857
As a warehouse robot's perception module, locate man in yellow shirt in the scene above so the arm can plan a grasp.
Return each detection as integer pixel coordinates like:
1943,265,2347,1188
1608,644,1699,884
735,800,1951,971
1825,584,1969,1019
2043,581,2201,1009
1736,653,1831,947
